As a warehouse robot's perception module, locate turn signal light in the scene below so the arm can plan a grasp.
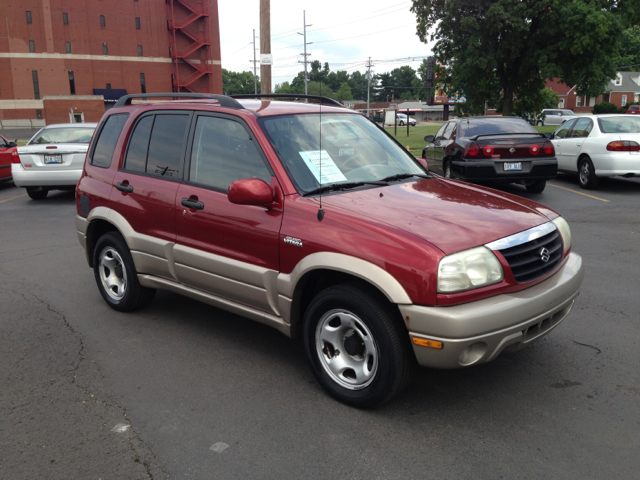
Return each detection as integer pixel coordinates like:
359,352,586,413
483,146,494,156
543,143,554,155
529,144,541,155
464,144,480,157
11,150,22,164
607,140,640,152
412,337,444,349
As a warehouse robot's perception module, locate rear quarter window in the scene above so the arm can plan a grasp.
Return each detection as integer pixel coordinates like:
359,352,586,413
91,113,129,168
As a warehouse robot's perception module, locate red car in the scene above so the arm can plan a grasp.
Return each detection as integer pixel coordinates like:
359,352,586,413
626,105,639,114
75,93,584,407
0,134,18,182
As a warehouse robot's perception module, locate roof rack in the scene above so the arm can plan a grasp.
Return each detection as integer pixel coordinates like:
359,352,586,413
113,93,244,109
230,93,344,108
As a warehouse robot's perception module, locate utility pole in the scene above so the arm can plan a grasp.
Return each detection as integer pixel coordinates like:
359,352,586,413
366,57,373,117
251,29,258,94
297,10,312,96
260,0,271,94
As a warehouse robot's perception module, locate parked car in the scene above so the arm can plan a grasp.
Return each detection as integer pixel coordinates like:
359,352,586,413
0,134,18,183
422,117,557,193
368,113,384,123
396,113,416,126
12,123,97,199
549,114,640,189
626,105,640,115
539,109,576,126
75,93,583,408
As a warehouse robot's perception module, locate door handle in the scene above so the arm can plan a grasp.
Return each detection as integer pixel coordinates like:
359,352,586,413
116,182,133,193
181,198,204,210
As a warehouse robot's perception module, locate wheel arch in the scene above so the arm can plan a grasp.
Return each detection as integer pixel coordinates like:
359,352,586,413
84,207,134,268
577,152,591,171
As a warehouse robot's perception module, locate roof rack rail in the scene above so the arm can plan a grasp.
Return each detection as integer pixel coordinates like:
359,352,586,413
230,93,344,108
113,93,244,109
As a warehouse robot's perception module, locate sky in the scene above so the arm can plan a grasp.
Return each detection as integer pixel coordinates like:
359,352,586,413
218,0,434,89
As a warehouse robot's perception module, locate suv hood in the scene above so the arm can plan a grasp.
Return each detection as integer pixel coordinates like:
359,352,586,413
322,179,555,255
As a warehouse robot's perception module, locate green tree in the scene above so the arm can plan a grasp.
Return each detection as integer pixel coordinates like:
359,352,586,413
222,69,258,94
306,81,334,99
326,70,350,91
513,87,560,124
618,25,640,71
274,81,293,94
348,71,369,100
411,0,623,115
335,82,353,101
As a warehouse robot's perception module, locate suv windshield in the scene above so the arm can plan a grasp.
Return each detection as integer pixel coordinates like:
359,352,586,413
29,126,95,145
259,113,424,194
598,116,640,133
458,118,537,138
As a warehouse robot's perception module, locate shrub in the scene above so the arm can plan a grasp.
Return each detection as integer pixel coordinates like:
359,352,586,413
592,102,619,114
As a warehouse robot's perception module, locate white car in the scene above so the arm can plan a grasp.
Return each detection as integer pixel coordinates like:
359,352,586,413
396,113,417,126
12,123,97,199
550,114,640,189
539,109,576,126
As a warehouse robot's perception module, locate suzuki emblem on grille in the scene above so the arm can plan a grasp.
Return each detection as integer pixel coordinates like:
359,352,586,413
509,147,516,153
540,247,551,263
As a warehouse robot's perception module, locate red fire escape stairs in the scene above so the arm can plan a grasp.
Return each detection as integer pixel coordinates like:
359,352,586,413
167,0,213,92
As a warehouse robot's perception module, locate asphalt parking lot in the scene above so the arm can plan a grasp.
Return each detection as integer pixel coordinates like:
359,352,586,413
1,173,639,479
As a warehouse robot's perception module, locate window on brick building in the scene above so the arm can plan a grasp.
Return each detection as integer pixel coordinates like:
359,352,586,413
622,95,627,106
138,45,143,57
576,96,582,107
29,40,35,52
135,17,141,30
69,71,76,95
100,15,106,28
36,110,43,120
63,13,68,25
140,73,146,94
32,71,40,99
66,42,71,54
103,43,108,55
106,83,111,89
27,11,32,24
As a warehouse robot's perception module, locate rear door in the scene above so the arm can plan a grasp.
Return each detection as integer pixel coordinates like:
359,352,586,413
551,119,577,171
173,113,282,314
110,111,191,279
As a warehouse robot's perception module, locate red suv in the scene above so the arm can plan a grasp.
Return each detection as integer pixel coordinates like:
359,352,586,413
75,93,584,407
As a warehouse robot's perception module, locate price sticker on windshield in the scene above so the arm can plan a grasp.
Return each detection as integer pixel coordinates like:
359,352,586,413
299,150,347,184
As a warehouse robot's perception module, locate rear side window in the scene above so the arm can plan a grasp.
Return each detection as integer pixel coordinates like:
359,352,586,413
189,116,271,192
568,118,593,138
91,113,129,168
441,122,455,140
146,114,189,178
124,116,153,173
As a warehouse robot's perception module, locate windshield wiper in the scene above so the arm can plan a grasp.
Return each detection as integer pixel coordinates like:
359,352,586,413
303,181,387,197
379,173,431,182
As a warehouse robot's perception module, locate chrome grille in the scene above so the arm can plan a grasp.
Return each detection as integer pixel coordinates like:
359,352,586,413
498,230,562,283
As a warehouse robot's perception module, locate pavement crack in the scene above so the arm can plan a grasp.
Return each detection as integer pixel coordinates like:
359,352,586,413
573,340,602,354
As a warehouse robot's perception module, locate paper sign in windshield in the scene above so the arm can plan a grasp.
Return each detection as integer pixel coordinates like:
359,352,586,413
299,150,347,184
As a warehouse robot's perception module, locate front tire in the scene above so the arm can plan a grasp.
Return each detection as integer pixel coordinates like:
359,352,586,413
525,179,546,193
303,284,413,408
93,232,155,311
26,187,48,200
578,157,599,189
399,121,404,126
443,160,452,178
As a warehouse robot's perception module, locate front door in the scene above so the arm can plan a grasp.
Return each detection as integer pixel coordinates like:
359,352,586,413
561,118,593,172
174,113,282,314
551,119,577,172
0,135,13,180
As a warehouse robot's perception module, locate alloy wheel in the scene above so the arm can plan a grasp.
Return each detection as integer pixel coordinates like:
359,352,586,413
98,246,127,300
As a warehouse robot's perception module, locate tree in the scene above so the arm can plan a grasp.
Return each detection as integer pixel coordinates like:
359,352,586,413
513,87,560,124
618,25,640,71
348,71,369,100
335,82,353,102
411,0,623,115
222,69,258,95
274,81,293,94
306,81,334,99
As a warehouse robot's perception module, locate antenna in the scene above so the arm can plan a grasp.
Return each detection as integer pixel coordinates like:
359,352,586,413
317,99,324,221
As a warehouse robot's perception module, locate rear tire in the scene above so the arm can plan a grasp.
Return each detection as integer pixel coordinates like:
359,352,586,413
525,179,546,193
399,121,404,126
443,160,452,178
537,121,544,126
578,157,599,189
303,284,413,408
26,187,48,200
93,232,155,311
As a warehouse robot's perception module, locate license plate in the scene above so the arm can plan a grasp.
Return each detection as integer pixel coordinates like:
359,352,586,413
504,162,522,171
44,154,63,164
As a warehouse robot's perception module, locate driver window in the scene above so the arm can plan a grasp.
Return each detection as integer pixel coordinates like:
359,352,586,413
554,119,575,139
441,122,455,140
189,116,271,193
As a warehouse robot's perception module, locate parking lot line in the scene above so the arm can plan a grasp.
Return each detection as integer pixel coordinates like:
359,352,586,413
0,193,27,204
547,183,610,202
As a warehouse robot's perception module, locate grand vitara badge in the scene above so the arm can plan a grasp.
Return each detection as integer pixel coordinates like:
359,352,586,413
284,236,303,247
540,247,551,262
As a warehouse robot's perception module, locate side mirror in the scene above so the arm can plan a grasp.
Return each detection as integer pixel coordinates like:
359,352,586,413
7,142,17,147
416,158,429,171
424,135,435,142
228,178,273,206
543,132,553,139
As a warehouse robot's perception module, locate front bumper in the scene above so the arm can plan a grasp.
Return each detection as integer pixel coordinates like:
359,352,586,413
400,252,584,369
11,164,82,187
451,158,557,181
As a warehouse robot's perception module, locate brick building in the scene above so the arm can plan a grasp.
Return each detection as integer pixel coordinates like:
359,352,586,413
0,0,223,123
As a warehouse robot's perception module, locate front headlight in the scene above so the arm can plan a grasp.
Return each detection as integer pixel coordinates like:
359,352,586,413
437,246,504,293
552,217,571,254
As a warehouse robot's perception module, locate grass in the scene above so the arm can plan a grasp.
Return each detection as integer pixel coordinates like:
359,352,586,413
386,124,558,156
